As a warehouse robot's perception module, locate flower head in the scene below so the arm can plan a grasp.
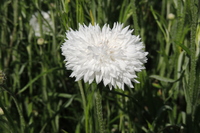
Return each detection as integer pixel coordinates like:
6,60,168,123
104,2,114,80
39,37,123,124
30,11,53,37
61,23,148,90
167,13,175,20
0,108,4,115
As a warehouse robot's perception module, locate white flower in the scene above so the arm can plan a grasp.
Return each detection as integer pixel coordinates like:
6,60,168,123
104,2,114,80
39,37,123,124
61,23,148,90
30,11,53,37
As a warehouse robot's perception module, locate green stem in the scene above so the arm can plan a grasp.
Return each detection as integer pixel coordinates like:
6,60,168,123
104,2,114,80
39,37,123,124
131,0,139,35
2,87,26,133
189,0,198,105
95,89,105,133
187,0,199,132
78,80,88,133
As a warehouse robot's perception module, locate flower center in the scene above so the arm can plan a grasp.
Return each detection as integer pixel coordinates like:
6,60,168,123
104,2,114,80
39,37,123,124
87,40,116,63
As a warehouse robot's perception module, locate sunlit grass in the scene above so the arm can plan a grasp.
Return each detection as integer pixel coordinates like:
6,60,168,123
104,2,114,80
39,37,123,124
0,0,199,133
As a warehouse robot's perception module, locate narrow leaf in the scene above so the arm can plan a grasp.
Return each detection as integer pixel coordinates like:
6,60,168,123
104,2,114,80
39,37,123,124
150,75,176,83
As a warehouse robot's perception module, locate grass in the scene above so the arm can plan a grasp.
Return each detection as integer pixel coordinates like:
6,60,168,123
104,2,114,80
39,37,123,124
0,0,200,132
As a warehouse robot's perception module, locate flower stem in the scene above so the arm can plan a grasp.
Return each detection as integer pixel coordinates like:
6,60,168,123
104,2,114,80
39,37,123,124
95,88,105,133
187,0,199,132
189,0,198,104
131,0,139,35
78,80,88,133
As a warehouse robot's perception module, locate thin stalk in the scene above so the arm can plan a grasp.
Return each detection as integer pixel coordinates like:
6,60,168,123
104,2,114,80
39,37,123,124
26,45,33,94
95,88,105,133
131,0,139,35
41,65,48,103
78,80,88,133
2,87,26,133
187,0,199,132
189,0,198,105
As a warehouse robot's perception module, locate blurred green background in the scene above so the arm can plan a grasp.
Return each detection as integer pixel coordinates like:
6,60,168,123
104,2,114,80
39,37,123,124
0,0,199,132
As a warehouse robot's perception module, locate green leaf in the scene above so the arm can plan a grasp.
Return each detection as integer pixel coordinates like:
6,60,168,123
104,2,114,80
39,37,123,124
17,67,60,94
150,75,176,83
61,129,68,133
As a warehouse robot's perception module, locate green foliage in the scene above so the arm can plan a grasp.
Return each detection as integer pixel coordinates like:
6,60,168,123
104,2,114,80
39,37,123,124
0,0,199,132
